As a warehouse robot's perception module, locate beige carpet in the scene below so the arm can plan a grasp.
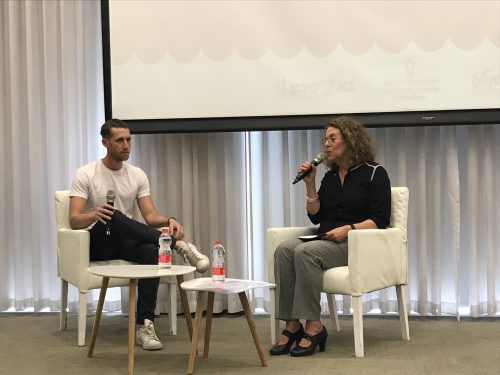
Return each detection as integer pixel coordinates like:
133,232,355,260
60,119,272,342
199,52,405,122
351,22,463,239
1,313,499,375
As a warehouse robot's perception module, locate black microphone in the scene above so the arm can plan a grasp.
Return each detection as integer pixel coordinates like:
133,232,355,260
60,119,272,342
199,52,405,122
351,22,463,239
106,190,115,235
292,152,325,185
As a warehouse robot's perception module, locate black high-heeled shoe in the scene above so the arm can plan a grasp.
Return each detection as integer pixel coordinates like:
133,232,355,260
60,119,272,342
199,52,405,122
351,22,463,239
289,326,328,357
269,323,304,356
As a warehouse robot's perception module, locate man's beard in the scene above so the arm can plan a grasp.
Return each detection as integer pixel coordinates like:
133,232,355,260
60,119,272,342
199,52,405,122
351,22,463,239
113,151,129,161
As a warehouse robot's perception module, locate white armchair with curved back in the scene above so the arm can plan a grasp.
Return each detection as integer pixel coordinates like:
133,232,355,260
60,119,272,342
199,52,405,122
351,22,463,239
55,190,181,346
266,187,410,357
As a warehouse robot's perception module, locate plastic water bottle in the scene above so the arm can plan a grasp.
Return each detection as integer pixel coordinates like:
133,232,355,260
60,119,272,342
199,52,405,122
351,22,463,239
158,227,172,269
211,240,226,282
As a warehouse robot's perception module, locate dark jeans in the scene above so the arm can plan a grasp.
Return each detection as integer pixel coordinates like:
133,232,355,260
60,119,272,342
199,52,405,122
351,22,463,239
89,210,164,325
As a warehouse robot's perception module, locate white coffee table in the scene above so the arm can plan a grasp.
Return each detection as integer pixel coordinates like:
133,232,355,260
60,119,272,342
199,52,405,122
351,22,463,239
181,277,275,375
87,264,196,375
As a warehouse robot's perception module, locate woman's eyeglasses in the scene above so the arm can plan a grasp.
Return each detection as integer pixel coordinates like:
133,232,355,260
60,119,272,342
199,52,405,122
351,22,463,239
321,135,342,144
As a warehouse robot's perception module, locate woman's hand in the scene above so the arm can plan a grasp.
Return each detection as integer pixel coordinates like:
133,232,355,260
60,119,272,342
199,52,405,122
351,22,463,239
299,162,316,184
322,225,350,242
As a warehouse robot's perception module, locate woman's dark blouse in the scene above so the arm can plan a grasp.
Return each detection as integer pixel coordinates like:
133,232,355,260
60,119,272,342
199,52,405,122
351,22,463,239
308,162,391,234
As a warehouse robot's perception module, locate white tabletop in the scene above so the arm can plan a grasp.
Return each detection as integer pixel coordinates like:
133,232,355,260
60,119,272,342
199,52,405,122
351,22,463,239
88,264,196,279
181,277,275,294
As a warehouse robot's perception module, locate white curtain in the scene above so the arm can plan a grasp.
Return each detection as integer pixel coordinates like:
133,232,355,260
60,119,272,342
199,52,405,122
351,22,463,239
1,0,105,312
1,0,499,319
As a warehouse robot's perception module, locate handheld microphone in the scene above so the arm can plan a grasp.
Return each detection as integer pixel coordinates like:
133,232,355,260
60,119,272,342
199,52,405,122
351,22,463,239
106,190,115,235
292,152,325,185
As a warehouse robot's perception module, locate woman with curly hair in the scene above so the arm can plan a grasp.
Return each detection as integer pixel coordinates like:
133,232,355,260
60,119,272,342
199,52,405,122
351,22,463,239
270,116,391,357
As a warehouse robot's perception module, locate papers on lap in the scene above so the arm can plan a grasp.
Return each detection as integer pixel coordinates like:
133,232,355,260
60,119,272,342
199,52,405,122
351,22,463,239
297,233,327,241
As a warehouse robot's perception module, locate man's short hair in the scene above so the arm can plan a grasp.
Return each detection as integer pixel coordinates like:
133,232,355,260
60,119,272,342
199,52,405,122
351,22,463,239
100,119,129,139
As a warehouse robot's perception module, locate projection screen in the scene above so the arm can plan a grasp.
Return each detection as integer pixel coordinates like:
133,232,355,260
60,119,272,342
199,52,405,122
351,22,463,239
102,0,500,133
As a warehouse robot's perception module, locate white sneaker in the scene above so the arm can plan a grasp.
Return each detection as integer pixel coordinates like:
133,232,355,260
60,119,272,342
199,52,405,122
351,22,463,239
174,241,209,273
136,319,162,350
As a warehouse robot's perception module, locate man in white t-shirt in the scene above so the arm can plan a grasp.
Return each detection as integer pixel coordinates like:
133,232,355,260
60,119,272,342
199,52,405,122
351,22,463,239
69,119,208,350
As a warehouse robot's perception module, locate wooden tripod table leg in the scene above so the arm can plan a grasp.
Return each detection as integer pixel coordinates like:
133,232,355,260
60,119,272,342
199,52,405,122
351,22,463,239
128,278,137,375
177,275,193,340
238,291,267,367
88,277,109,358
203,292,215,358
187,291,206,375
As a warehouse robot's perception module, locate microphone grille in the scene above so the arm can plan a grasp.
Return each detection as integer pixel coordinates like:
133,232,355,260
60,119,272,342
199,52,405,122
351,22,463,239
313,152,326,165
106,190,115,200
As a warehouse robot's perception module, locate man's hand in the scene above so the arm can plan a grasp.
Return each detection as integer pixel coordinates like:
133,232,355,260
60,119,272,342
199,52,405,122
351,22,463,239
168,218,185,240
70,196,109,230
93,203,114,225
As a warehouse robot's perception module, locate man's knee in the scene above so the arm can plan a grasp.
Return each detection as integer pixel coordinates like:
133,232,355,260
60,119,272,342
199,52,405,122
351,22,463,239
111,209,130,224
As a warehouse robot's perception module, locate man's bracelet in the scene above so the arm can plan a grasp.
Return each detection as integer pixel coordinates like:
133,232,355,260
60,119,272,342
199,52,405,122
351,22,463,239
306,195,319,203
167,216,177,226
350,224,356,230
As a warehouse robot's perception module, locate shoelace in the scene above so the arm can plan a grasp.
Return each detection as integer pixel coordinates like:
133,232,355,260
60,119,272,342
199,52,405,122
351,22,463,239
144,324,159,342
179,244,204,263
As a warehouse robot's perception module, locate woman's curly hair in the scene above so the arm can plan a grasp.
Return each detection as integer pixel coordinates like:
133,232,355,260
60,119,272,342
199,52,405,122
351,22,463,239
325,116,376,166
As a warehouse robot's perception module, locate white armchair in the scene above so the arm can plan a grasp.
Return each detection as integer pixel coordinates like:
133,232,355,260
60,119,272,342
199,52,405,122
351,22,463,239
267,187,410,357
55,191,181,346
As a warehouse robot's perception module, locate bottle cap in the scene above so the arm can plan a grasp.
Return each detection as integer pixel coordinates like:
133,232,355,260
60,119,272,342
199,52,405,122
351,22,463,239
214,240,222,245
161,227,169,232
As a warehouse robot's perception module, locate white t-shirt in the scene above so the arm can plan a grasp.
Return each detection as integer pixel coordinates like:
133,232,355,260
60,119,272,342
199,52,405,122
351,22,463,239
70,160,150,223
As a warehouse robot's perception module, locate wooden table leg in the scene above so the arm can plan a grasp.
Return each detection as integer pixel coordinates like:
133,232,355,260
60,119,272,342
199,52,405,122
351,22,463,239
177,275,193,340
203,292,215,358
187,291,206,375
238,291,267,367
88,277,109,358
128,279,137,375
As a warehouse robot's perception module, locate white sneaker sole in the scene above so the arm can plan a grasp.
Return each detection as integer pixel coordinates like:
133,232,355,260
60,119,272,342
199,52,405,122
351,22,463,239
136,339,162,350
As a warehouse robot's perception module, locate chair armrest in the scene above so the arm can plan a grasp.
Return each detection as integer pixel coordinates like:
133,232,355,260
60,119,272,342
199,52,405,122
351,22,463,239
347,228,407,295
57,228,90,289
266,226,316,283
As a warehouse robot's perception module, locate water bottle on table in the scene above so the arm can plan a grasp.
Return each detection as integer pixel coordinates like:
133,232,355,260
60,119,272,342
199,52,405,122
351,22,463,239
159,227,172,269
211,240,226,282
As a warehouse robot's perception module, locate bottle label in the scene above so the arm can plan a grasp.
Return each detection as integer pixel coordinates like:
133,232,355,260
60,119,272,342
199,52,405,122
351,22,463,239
159,254,171,264
212,266,225,276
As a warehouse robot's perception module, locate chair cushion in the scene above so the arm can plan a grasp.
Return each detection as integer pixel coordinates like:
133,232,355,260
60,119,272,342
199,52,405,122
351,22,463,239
322,266,351,295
